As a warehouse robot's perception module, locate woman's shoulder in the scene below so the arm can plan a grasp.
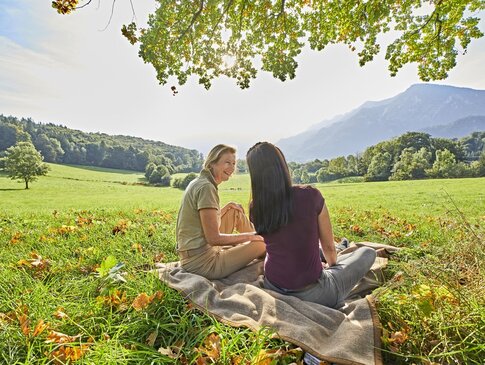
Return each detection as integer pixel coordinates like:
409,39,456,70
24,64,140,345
292,184,321,195
186,175,216,195
292,185,324,211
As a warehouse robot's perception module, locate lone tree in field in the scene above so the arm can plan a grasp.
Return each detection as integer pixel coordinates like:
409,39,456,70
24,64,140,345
53,0,484,89
1,142,49,189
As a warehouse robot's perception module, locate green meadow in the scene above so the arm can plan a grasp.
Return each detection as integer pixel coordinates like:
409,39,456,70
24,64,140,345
0,164,484,364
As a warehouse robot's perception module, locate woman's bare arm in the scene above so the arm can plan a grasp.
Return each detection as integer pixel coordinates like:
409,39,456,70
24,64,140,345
199,208,263,246
318,204,337,267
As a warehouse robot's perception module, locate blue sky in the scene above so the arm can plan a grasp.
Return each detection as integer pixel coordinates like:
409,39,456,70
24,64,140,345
1,1,485,155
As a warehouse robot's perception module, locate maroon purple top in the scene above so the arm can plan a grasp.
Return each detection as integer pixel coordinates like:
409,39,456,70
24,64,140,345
260,185,325,290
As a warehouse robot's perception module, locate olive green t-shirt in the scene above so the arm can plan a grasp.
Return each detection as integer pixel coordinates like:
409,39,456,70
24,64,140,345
176,169,220,251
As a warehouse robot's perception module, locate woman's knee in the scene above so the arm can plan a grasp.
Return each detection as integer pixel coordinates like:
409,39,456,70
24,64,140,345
359,247,377,267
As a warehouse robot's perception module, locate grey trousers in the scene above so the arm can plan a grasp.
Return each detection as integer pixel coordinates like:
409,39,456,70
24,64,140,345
264,246,377,309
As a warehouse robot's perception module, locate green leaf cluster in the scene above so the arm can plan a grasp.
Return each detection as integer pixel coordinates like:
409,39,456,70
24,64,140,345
130,0,485,88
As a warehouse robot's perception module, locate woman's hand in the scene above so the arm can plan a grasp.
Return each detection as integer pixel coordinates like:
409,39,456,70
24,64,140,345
221,202,245,215
200,208,263,246
252,234,264,242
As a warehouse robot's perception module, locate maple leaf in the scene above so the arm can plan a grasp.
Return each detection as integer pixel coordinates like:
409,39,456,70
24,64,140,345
132,293,151,311
18,313,30,336
75,215,93,227
230,355,248,365
0,312,15,324
49,344,90,364
196,333,221,361
50,225,78,236
252,349,299,365
147,224,156,237
154,252,165,263
10,231,22,244
112,219,131,235
131,242,143,253
385,324,411,353
96,290,128,311
132,291,164,311
17,252,50,271
33,319,48,337
45,330,82,344
158,346,179,359
350,224,365,236
53,308,68,319
146,330,158,347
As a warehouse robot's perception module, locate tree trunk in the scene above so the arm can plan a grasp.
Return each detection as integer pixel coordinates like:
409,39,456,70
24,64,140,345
25,178,29,189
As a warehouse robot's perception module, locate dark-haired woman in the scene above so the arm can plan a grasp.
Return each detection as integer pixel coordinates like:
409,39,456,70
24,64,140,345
246,142,376,309
176,144,266,280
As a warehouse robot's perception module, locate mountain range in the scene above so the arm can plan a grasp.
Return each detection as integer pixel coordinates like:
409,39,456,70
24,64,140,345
277,84,485,162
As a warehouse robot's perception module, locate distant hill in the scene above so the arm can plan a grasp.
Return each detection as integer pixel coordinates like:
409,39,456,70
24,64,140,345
0,115,203,173
421,115,485,138
277,84,485,162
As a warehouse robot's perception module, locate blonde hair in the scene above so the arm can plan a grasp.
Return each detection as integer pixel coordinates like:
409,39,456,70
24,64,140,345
204,144,237,170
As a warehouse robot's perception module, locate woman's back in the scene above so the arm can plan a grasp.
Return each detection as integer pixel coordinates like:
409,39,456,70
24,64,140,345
262,185,324,290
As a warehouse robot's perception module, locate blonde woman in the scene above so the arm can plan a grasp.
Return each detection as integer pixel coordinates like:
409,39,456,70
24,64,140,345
176,144,265,279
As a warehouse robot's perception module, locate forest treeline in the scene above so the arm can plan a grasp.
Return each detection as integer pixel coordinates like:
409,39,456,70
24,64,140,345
0,115,203,174
2,115,484,185
238,131,485,183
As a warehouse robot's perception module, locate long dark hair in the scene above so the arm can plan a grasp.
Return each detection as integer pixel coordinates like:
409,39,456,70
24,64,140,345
246,142,293,234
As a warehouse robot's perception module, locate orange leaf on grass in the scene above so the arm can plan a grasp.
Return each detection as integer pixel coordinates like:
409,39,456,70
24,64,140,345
230,355,249,365
53,308,68,319
0,312,16,324
96,290,128,311
158,346,179,359
147,224,156,237
45,330,82,344
18,313,30,336
112,219,131,235
49,344,90,364
350,224,365,236
146,330,158,347
10,232,22,244
158,340,183,362
154,253,165,263
49,225,78,236
132,291,164,311
252,348,304,365
132,293,151,311
17,252,50,271
75,215,93,227
387,328,410,353
131,242,143,253
33,319,48,337
252,349,275,365
196,333,221,361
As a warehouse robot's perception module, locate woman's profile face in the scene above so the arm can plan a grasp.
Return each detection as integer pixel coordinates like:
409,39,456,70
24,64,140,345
210,152,236,184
